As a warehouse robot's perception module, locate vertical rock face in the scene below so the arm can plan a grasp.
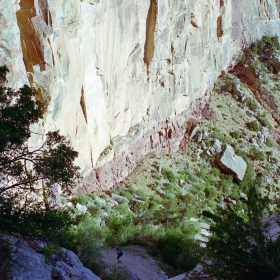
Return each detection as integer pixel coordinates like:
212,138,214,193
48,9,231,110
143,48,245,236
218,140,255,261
1,0,280,192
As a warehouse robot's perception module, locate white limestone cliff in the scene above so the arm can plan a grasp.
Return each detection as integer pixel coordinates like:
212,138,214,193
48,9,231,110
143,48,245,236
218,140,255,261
1,0,280,193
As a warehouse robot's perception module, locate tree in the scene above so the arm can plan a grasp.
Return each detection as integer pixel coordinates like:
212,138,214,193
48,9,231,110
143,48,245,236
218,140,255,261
203,186,280,280
0,66,80,209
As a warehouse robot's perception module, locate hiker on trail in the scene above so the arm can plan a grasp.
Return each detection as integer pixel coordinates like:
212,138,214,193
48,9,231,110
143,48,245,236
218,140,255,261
116,248,123,263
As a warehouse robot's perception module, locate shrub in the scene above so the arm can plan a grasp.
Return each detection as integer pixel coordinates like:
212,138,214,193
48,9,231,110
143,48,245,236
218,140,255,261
251,147,265,161
203,186,280,280
252,44,258,54
208,173,218,184
0,197,73,243
212,168,221,177
152,173,162,180
266,137,274,148
204,185,218,199
41,245,59,262
227,84,233,92
257,113,272,130
221,178,232,196
241,52,246,63
161,168,177,183
152,229,205,272
65,215,108,266
247,120,260,131
230,130,242,139
199,165,208,178
246,110,253,117
245,97,258,111
72,195,91,205
257,39,265,51
116,224,164,246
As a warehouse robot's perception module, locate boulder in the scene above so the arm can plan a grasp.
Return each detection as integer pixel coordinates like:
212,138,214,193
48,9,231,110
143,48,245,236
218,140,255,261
216,145,247,181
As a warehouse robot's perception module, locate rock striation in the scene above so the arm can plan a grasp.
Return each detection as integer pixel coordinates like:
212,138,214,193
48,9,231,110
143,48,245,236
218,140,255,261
1,0,280,192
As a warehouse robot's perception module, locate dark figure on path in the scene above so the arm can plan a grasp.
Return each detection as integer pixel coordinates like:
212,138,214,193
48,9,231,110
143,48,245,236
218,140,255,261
116,248,123,263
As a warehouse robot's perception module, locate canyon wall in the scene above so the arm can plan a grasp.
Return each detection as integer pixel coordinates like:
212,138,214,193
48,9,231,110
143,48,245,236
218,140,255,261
1,0,280,193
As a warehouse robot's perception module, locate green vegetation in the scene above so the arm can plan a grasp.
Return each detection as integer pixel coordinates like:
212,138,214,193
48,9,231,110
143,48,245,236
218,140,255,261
257,113,272,130
203,186,280,280
247,120,260,131
1,35,280,279
0,66,80,275
0,66,80,209
0,196,73,242
41,245,59,262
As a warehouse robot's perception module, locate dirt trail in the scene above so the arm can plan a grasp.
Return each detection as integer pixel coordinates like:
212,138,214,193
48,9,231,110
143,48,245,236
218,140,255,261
100,246,168,280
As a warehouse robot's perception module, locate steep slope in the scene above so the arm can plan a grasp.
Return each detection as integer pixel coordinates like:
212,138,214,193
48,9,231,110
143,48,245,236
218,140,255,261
65,36,280,279
1,1,280,193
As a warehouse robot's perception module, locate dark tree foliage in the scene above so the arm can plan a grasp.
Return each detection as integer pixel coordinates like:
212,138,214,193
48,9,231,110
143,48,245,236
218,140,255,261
0,196,72,242
153,232,205,272
203,186,280,280
0,66,80,207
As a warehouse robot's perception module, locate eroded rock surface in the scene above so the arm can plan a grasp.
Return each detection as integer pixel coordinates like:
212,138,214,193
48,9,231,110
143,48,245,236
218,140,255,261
1,0,280,192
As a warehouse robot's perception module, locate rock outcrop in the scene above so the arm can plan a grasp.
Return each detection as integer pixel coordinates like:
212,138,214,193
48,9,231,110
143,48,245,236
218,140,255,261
10,238,100,280
1,0,280,192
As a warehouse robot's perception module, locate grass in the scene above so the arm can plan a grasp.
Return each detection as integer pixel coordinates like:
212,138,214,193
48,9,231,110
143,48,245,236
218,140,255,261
61,36,280,277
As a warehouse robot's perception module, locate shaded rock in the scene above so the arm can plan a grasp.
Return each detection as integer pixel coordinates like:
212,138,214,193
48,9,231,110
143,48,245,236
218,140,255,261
262,214,280,242
10,238,100,280
216,145,247,181
12,239,51,280
52,248,100,280
168,273,187,280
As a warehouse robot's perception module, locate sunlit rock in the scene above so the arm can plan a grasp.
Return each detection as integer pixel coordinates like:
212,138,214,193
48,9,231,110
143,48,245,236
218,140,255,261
216,145,247,181
0,0,280,192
